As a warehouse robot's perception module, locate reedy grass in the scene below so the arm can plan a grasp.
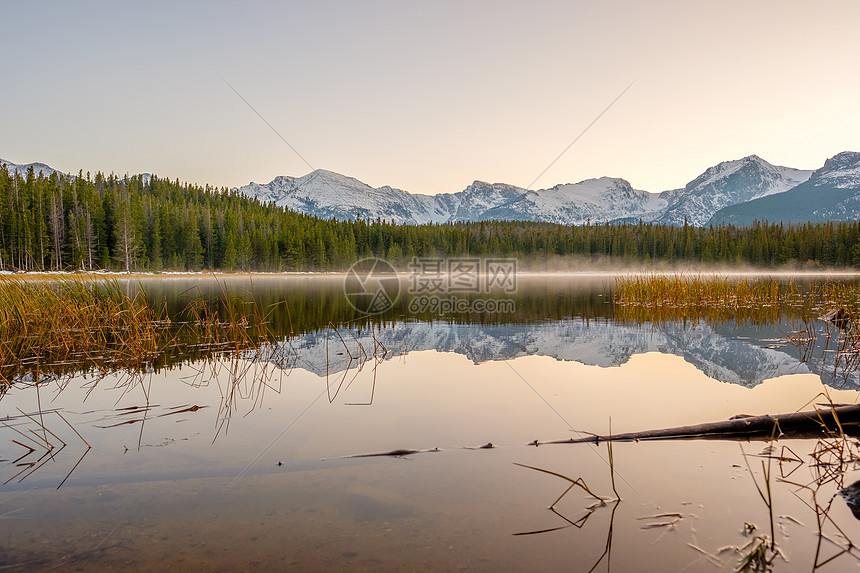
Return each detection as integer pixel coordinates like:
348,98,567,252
614,275,860,326
0,277,161,384
0,276,285,387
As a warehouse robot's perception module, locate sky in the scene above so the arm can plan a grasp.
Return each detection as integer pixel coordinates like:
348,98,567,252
2,0,860,195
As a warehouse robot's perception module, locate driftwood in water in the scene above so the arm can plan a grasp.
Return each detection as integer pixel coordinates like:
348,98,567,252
548,405,860,444
341,447,441,458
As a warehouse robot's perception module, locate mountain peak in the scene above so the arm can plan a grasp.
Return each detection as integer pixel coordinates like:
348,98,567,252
700,154,770,178
807,151,860,190
546,176,632,194
709,151,860,225
309,168,344,177
820,151,860,173
1,158,61,179
304,168,357,183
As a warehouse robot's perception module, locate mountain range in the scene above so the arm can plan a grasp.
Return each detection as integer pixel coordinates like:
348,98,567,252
237,152,860,226
5,152,859,226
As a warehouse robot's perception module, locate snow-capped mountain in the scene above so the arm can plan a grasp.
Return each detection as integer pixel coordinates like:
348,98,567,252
239,170,527,224
441,181,526,222
236,154,825,226
238,171,669,226
482,177,668,225
0,158,62,179
239,170,674,225
241,170,434,224
1,158,154,186
651,155,812,226
711,151,860,225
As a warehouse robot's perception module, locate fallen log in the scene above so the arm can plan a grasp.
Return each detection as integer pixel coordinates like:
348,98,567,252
546,404,860,444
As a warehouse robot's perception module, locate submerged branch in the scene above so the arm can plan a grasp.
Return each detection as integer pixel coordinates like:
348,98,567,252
548,405,860,444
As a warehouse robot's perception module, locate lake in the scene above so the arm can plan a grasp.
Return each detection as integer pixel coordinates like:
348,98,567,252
2,272,860,571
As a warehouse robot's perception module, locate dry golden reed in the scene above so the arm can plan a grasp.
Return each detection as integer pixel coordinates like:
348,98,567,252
0,276,280,387
613,275,860,326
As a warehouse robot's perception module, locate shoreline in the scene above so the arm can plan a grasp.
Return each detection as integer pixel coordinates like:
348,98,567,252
2,269,860,279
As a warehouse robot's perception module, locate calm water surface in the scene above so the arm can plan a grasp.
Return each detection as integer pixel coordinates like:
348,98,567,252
2,274,860,571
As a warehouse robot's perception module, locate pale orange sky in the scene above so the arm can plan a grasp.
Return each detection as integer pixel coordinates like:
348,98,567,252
2,1,859,194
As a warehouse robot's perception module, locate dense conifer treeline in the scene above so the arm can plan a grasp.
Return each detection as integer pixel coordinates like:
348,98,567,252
1,164,859,272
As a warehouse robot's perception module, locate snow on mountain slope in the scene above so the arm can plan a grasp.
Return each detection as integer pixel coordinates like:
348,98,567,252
481,177,667,225
652,155,812,226
710,151,860,225
0,158,61,179
447,181,526,221
237,155,821,227
237,172,666,226
816,151,860,188
1,158,157,185
241,169,458,224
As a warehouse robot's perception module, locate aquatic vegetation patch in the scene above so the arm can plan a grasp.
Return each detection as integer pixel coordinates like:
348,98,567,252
613,275,806,325
0,276,289,387
0,277,163,384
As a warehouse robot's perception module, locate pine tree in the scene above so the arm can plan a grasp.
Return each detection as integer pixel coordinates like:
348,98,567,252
223,231,238,271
